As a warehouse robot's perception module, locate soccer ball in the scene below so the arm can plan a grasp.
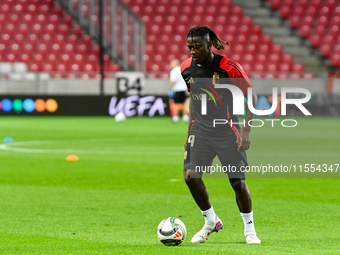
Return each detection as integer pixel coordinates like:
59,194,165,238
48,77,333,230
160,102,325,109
115,112,126,122
157,217,187,246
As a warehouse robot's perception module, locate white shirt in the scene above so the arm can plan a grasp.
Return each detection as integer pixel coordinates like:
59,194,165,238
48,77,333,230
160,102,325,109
170,66,187,92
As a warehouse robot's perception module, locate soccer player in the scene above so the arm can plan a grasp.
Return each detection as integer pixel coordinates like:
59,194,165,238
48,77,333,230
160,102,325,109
181,26,261,244
169,59,190,122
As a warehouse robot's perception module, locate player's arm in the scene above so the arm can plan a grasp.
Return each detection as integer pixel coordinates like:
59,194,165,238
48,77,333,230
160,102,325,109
170,81,175,89
227,60,257,151
237,89,257,151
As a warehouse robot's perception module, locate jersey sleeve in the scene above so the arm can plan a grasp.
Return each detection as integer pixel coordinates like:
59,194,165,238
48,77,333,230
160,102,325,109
220,58,253,94
180,58,192,92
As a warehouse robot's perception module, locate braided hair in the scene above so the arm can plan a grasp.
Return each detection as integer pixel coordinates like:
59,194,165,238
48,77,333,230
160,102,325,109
187,26,229,50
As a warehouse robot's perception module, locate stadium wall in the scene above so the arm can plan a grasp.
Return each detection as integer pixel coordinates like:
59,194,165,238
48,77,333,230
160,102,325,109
0,78,339,116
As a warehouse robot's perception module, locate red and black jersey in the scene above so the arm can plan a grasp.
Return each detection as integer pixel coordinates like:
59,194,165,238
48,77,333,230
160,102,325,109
180,54,253,134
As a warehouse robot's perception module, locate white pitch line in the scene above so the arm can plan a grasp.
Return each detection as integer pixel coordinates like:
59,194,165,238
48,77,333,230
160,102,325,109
0,139,181,155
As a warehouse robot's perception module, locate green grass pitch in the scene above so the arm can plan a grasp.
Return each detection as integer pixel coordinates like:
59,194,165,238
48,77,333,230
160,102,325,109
0,116,339,254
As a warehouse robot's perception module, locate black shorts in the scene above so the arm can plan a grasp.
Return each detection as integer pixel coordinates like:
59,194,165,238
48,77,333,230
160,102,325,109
173,91,187,104
184,127,247,181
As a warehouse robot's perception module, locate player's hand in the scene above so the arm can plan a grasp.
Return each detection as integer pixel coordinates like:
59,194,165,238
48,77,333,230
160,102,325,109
236,128,250,151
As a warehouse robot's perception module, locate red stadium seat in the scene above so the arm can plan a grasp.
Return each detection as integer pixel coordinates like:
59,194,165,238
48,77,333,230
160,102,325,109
71,24,82,37
323,35,334,46
289,15,301,29
14,34,24,45
249,35,260,46
314,25,326,37
331,16,340,27
280,6,291,20
10,43,20,57
61,14,73,26
292,63,304,72
268,63,278,72
271,44,283,55
269,54,281,65
52,5,64,16
306,6,317,17
329,25,340,38
56,63,67,72
320,44,332,57
259,45,270,55
218,6,230,16
0,4,10,15
279,63,291,72
317,16,328,27
76,44,87,55
51,43,61,55
283,0,294,8
19,53,30,65
19,24,29,36
48,14,59,26
235,35,246,46
334,6,340,17
246,44,256,55
29,63,39,72
231,54,241,62
293,6,304,18
310,35,321,48
23,43,33,56
242,64,252,72
320,6,330,17
254,64,265,72
256,54,267,65
47,54,57,66
282,54,294,66
54,34,65,45
334,44,340,54
232,6,243,17
297,0,308,9
300,25,311,38
43,63,54,72
302,16,314,27
311,0,322,9
261,35,273,47
252,25,263,35
207,6,217,16
331,54,340,67
33,54,43,68
270,0,281,10
9,14,19,26
239,25,250,36
244,54,254,65
234,45,244,55
58,24,69,37
37,43,48,56
32,23,42,36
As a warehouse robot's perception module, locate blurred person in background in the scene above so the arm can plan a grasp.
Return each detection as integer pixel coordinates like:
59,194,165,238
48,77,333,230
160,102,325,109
169,59,189,122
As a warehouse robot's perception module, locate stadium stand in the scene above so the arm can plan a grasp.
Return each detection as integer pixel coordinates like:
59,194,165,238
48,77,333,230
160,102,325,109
121,0,314,78
269,0,340,68
0,0,121,79
1,0,337,79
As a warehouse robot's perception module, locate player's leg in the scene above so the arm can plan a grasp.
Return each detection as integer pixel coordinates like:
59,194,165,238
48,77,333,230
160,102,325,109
180,92,189,122
183,135,223,243
183,170,211,210
172,92,180,122
217,131,261,244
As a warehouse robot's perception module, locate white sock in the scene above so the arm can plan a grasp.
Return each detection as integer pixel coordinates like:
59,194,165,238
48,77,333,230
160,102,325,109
182,114,189,122
172,116,179,122
240,211,256,234
202,206,217,223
